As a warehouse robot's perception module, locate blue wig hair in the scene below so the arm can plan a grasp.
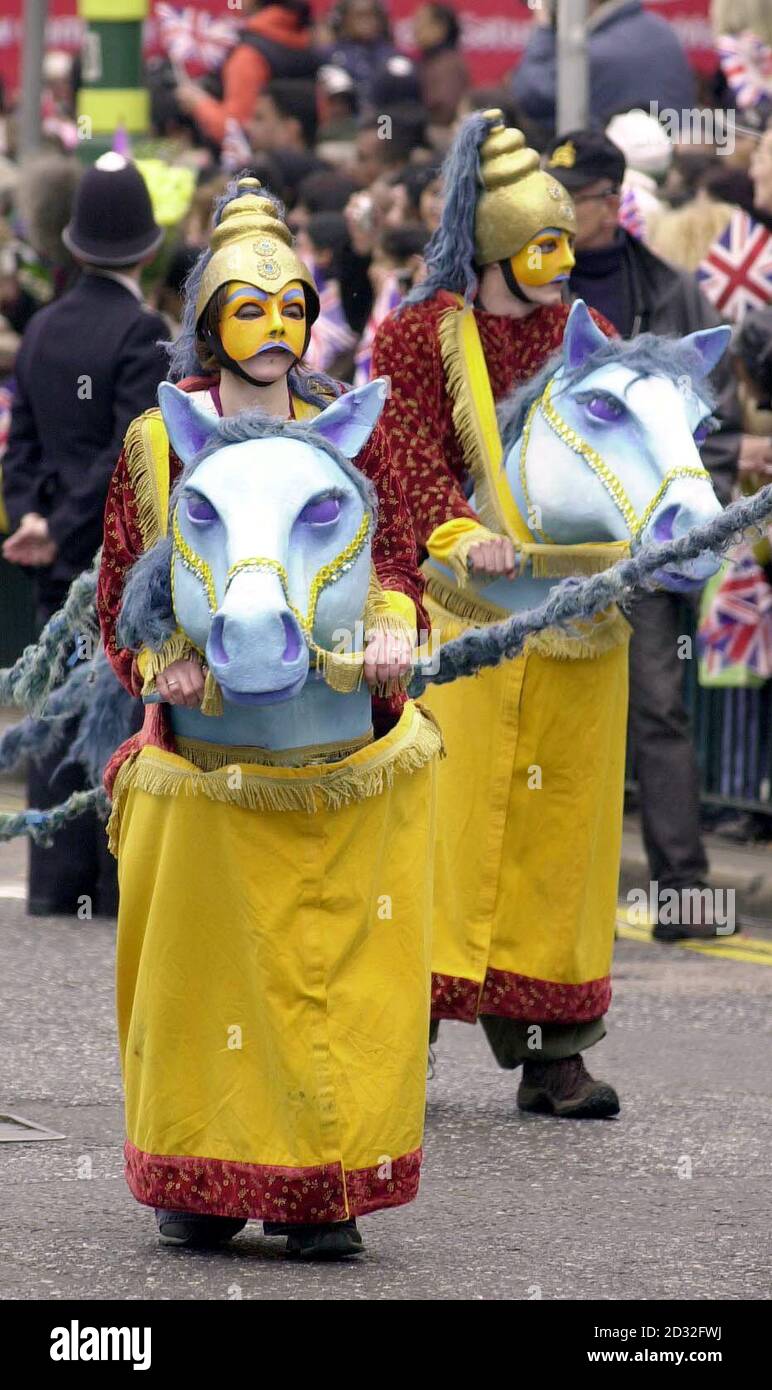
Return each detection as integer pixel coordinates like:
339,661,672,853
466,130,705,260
165,171,344,408
401,110,496,309
498,332,719,451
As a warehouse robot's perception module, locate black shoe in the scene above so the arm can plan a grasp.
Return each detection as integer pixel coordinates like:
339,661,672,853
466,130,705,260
280,1218,364,1260
27,898,79,917
713,811,771,845
517,1054,620,1119
651,885,738,943
652,919,739,942
155,1209,247,1247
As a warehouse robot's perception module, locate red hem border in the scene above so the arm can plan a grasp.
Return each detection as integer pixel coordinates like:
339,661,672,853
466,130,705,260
431,968,611,1024
125,1141,421,1222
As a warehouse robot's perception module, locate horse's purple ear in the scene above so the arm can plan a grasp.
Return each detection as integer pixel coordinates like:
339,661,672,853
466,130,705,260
680,325,731,377
562,299,608,369
158,382,219,464
308,378,390,459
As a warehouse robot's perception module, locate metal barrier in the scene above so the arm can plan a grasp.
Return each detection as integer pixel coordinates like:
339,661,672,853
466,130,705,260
686,660,772,815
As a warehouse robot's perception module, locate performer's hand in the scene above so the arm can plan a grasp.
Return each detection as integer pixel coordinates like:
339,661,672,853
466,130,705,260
467,536,520,579
2,512,58,567
363,630,413,690
738,433,772,480
345,192,378,256
155,658,206,708
175,83,203,114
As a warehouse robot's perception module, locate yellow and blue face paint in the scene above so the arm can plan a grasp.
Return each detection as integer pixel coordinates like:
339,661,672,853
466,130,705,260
219,279,307,364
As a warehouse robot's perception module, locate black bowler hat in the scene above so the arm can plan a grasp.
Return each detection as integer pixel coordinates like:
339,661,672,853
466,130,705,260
62,152,164,266
543,129,627,192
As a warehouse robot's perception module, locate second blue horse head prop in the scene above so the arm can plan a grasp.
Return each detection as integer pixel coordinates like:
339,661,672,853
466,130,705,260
498,299,731,594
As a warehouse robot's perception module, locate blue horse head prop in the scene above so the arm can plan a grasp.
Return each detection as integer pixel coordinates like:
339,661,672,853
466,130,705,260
122,379,389,752
495,300,731,601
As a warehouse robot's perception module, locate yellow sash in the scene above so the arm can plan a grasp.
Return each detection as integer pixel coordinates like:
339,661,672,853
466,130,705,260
438,297,534,545
437,299,630,578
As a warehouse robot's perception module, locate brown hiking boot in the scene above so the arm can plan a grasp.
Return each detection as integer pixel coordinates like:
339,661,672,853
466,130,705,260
517,1054,620,1119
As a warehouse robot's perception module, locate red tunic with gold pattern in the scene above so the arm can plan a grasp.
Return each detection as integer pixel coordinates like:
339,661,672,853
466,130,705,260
372,292,615,547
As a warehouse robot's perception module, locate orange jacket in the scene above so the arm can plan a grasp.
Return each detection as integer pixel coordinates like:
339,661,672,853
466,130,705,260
191,6,314,145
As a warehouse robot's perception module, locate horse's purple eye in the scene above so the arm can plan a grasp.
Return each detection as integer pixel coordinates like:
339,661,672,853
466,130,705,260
585,394,625,422
186,495,217,524
299,496,341,526
693,422,710,445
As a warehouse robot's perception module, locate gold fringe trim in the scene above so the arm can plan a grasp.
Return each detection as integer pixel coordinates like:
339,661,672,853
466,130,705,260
309,568,414,696
424,568,509,628
139,630,197,697
365,612,415,640
200,670,224,717
107,751,139,856
523,540,630,577
524,606,632,660
438,306,504,537
174,727,375,771
122,408,167,550
424,568,631,660
107,704,443,850
312,646,365,693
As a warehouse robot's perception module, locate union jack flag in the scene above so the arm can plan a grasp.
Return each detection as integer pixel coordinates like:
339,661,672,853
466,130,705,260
0,385,13,462
155,4,238,78
618,185,646,241
717,31,772,111
697,210,772,322
698,544,772,680
305,271,358,374
221,117,252,175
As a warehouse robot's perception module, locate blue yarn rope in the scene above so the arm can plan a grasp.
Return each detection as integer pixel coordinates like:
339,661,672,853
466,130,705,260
409,484,772,693
0,786,110,846
0,560,99,712
2,485,771,842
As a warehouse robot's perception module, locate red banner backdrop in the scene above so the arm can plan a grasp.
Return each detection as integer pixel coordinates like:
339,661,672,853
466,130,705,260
0,2,717,104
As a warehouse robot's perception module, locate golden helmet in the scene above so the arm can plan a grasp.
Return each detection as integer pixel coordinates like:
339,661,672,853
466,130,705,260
195,176,319,325
475,112,576,266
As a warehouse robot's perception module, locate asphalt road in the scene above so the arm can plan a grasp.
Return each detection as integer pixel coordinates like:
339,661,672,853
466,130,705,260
1,882,770,1303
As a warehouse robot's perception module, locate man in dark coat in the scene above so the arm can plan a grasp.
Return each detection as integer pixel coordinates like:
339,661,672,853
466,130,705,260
545,130,742,942
2,152,167,915
512,0,696,139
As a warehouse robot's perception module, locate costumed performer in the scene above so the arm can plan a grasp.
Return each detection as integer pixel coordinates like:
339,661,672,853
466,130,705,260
372,110,625,1119
97,176,440,1258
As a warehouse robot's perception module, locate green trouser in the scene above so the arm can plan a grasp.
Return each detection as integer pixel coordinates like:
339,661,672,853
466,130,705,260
429,1015,606,1065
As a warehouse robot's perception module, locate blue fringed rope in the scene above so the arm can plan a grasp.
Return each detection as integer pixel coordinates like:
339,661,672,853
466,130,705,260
0,786,110,845
0,655,138,785
0,560,99,713
2,484,771,842
410,484,772,693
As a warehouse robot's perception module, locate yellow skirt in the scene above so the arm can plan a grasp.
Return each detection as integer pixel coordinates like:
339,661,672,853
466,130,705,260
109,702,441,1223
424,593,629,1025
